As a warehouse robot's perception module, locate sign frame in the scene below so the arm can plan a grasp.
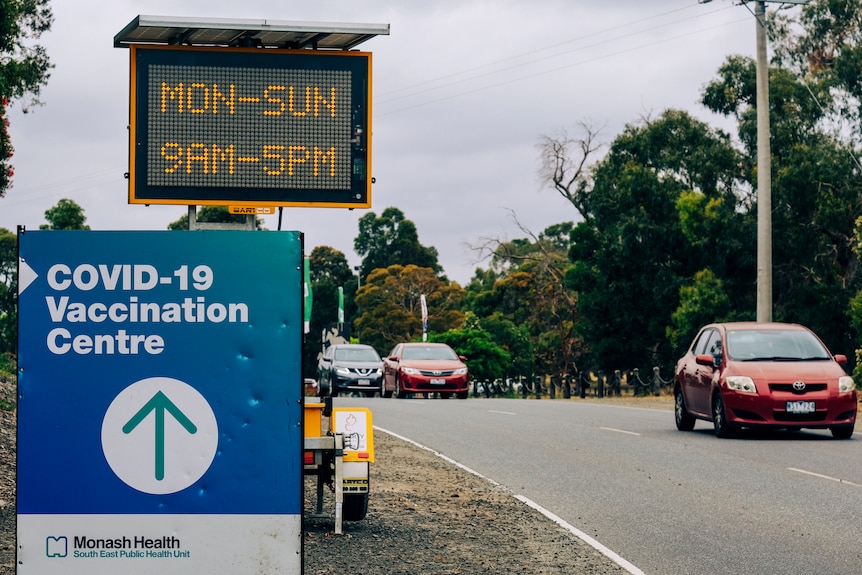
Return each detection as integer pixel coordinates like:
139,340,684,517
16,230,304,574
128,45,372,208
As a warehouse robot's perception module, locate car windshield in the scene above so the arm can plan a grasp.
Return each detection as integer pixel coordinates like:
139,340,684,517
726,329,831,361
401,346,458,361
334,348,380,362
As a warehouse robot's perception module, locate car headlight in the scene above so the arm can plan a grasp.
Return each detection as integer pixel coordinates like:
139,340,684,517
335,367,351,376
726,376,757,394
839,376,856,393
453,368,468,375
401,367,419,375
374,368,383,376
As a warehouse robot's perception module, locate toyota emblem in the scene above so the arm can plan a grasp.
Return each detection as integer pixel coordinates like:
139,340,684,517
793,381,806,391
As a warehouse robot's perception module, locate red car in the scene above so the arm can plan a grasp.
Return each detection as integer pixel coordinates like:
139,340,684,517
674,322,857,438
382,342,469,399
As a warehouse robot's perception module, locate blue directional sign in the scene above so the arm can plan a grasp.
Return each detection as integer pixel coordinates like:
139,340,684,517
17,230,303,574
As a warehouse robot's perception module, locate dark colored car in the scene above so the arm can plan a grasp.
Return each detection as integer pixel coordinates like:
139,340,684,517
674,322,857,438
317,343,383,397
382,342,469,399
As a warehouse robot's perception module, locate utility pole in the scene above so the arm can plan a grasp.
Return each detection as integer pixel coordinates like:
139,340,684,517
701,0,811,322
754,0,772,322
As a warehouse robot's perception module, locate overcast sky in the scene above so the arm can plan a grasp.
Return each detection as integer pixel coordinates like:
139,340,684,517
0,0,799,284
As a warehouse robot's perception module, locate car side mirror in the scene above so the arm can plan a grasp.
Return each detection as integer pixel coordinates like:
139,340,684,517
388,355,398,361
695,354,718,368
835,354,848,366
459,355,467,362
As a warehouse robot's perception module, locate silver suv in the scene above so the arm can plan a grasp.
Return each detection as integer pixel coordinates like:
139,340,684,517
317,343,384,397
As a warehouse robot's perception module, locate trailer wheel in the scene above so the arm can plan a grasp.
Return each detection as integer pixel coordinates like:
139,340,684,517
343,492,369,521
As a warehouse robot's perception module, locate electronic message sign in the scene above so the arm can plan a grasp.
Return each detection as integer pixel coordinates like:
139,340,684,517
128,46,371,208
17,230,303,574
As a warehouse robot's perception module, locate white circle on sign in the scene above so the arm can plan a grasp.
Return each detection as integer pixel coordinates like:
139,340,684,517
102,377,218,495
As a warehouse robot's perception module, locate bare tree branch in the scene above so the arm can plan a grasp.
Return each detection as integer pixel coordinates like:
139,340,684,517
536,121,604,221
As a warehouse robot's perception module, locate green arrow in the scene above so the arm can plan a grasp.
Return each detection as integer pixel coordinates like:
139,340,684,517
122,391,197,481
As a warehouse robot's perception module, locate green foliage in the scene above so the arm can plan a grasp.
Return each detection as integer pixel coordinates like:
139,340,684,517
0,227,16,354
39,198,89,230
668,269,735,353
167,206,263,230
430,326,510,382
474,311,533,378
0,348,13,376
354,207,441,278
302,245,355,377
566,109,742,372
0,0,54,197
0,350,14,410
703,28,862,355
468,223,580,377
354,264,464,354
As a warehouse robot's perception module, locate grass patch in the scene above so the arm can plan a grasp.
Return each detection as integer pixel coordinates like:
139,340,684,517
0,351,16,411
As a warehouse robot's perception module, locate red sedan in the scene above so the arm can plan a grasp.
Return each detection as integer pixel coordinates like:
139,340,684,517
382,342,469,399
674,322,857,438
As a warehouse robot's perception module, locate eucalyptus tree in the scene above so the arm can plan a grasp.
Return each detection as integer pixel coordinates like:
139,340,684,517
703,10,862,357
39,198,89,230
0,0,53,196
301,245,354,377
354,207,441,280
468,221,584,378
0,227,15,354
564,109,744,371
354,264,464,354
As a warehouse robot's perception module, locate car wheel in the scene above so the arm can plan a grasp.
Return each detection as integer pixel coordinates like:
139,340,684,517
712,392,734,438
330,386,339,398
440,392,452,399
396,377,408,399
830,423,855,439
456,390,468,399
343,492,369,521
674,389,696,431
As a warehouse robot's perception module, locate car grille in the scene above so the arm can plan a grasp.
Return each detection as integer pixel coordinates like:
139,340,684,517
419,369,456,376
768,383,828,394
350,368,378,376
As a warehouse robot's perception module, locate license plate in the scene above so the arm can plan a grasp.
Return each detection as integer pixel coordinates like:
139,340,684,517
786,400,815,414
430,378,446,384
357,379,370,386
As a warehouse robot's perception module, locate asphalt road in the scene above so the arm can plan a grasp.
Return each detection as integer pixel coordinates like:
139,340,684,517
333,396,862,575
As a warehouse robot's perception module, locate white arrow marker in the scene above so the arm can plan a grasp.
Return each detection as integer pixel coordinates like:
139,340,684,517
18,259,38,295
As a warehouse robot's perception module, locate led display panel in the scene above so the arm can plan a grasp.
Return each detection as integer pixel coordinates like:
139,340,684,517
129,46,371,207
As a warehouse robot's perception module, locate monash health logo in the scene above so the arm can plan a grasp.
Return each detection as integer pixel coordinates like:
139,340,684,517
46,536,68,558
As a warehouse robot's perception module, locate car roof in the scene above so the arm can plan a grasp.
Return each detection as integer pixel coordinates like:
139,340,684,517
331,343,376,349
705,322,808,332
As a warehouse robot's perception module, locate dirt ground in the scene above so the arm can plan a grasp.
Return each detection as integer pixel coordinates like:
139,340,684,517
0,374,13,575
0,370,676,575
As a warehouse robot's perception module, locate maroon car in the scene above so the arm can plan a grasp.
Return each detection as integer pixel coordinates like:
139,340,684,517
674,322,857,438
382,342,469,399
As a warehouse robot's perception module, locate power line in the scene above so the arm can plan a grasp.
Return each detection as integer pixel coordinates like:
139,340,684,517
378,16,749,117
376,4,739,113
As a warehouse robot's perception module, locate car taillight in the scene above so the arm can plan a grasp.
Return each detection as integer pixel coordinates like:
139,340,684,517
303,451,315,465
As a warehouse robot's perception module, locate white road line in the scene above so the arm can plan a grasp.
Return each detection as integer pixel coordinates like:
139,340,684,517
514,495,647,575
788,467,862,488
600,427,641,436
488,409,516,415
375,426,646,575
